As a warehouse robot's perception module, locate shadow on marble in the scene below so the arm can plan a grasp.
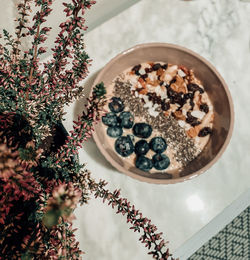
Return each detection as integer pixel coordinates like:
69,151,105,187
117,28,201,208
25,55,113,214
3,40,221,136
81,138,116,171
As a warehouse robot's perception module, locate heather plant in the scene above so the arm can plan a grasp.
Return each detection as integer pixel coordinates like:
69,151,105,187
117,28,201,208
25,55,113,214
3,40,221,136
0,1,175,259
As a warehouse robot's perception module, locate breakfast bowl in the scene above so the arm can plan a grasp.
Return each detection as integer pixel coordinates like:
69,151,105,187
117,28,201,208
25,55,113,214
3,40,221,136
91,43,234,184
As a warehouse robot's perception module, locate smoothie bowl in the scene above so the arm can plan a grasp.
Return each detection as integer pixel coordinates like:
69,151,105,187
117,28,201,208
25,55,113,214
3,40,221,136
91,43,234,184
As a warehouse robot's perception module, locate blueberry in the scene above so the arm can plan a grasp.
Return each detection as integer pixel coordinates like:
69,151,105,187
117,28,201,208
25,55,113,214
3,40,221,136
135,156,153,172
149,137,167,153
119,111,134,129
115,136,134,157
132,123,152,138
134,140,149,155
152,153,170,170
107,126,123,138
102,112,118,126
109,97,124,113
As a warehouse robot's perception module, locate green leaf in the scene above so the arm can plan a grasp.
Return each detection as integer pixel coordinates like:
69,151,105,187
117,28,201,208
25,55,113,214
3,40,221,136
42,209,61,228
93,82,106,98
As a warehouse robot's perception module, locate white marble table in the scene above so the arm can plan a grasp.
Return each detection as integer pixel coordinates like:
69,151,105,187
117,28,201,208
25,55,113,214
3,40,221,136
63,0,250,259
1,0,249,259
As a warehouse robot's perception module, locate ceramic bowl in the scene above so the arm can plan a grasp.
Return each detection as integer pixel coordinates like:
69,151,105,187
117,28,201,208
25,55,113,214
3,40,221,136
91,43,234,184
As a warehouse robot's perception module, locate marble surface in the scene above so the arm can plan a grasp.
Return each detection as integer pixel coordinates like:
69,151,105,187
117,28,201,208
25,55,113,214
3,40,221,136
2,0,250,259
0,0,139,57
67,1,250,259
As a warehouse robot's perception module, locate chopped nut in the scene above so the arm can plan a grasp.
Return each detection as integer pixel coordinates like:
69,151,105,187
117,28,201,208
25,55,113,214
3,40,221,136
170,103,179,112
179,65,189,75
156,68,164,76
170,75,188,94
160,65,178,82
178,69,186,78
191,110,205,120
139,89,148,95
178,120,186,128
186,127,198,138
200,111,214,127
138,77,146,88
146,78,159,86
163,111,170,117
173,110,186,121
193,92,202,110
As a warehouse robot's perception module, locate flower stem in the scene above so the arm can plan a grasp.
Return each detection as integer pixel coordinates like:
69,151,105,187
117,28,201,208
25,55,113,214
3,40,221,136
29,24,40,85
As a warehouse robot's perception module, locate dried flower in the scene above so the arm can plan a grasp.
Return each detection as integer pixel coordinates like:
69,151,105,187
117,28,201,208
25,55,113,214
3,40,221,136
93,181,175,260
0,1,174,259
43,181,82,228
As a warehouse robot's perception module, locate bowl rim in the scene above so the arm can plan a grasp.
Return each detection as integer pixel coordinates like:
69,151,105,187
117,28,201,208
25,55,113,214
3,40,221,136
91,42,235,184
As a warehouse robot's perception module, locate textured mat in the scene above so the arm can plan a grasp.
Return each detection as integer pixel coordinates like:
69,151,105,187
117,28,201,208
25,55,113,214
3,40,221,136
188,206,250,260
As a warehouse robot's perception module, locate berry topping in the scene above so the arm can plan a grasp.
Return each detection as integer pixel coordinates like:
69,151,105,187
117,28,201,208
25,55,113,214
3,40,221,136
161,63,168,70
161,101,170,111
145,67,153,73
187,83,204,94
152,63,161,71
132,64,141,75
147,92,162,105
200,103,209,113
107,126,123,138
135,156,153,172
149,137,167,153
115,136,134,157
198,127,212,137
152,153,170,170
184,92,194,100
167,88,185,106
132,123,153,138
109,97,124,113
132,64,141,72
102,112,119,126
140,74,148,81
186,112,201,127
119,111,134,129
134,140,150,155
